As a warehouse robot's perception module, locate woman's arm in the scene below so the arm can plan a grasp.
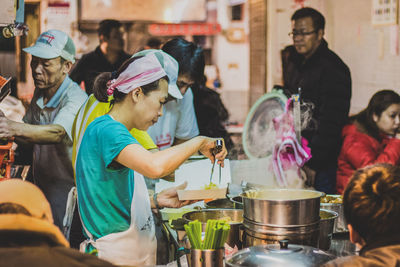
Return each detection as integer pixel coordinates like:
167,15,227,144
345,135,400,168
115,136,227,178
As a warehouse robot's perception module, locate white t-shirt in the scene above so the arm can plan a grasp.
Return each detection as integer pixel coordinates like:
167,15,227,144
147,88,199,150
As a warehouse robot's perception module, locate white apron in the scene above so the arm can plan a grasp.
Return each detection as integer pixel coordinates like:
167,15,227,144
79,173,157,266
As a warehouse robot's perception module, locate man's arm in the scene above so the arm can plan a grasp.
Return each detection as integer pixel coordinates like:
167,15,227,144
0,116,66,144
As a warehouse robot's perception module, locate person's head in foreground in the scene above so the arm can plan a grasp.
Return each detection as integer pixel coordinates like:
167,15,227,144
344,163,400,247
23,29,75,92
0,179,115,266
290,7,325,59
353,90,400,140
93,50,180,131
0,179,68,247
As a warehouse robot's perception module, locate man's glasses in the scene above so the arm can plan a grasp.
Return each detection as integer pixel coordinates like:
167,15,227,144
288,30,317,38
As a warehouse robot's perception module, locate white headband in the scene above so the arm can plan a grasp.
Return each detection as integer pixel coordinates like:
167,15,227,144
107,54,167,96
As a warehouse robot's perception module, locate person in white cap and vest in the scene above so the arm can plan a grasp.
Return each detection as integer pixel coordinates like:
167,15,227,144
75,50,227,266
0,29,87,232
0,179,116,267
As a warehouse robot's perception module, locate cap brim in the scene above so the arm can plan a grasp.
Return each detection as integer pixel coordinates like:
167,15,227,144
23,44,60,60
168,84,183,99
0,214,69,247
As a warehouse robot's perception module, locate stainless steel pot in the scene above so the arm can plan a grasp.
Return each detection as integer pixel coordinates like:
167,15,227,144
205,198,235,209
319,209,338,250
188,248,224,267
242,189,324,225
243,218,320,248
320,195,348,233
182,209,243,249
226,240,336,267
230,196,243,209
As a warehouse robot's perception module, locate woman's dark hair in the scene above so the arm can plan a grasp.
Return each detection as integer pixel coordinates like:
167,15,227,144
291,7,325,31
344,163,400,243
93,56,169,103
351,90,400,140
162,38,205,84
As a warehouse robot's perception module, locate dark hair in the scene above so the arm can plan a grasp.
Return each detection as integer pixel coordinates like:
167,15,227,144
0,203,31,216
98,19,122,39
351,90,400,140
93,56,169,103
162,38,205,84
146,37,162,49
344,163,400,243
291,7,325,31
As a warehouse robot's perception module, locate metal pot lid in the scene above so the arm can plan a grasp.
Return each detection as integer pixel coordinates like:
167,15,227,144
226,240,336,267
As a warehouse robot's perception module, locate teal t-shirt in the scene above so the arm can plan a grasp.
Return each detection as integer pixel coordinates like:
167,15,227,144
76,115,139,239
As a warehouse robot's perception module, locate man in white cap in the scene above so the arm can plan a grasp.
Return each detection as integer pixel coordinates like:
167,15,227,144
0,179,115,266
0,29,87,231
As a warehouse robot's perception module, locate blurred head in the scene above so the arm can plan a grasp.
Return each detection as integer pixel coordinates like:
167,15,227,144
290,7,325,59
344,164,400,244
355,90,400,138
145,37,163,50
0,179,69,247
98,19,124,52
93,51,180,130
23,30,75,90
162,38,205,95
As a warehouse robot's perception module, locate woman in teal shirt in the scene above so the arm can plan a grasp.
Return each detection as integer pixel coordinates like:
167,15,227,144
75,50,227,266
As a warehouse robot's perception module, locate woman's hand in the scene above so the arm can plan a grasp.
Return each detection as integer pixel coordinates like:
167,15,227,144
199,137,228,167
157,182,195,208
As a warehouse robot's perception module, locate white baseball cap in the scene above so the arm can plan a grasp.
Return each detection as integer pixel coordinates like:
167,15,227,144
133,49,182,99
23,29,76,63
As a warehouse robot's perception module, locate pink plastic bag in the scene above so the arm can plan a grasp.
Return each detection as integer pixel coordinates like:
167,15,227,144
271,98,311,187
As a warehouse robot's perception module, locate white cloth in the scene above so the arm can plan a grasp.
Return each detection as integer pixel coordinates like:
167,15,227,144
80,173,157,266
147,88,199,150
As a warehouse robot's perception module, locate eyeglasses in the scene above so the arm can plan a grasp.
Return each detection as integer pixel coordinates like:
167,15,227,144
288,30,317,38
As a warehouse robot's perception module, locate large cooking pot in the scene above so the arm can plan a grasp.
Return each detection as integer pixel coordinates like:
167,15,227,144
182,209,243,249
226,240,336,267
243,218,320,248
241,189,324,225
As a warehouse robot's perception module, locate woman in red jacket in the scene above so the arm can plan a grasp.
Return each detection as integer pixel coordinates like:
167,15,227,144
336,90,400,194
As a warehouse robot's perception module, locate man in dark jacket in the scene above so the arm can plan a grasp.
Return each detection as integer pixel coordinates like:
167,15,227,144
323,164,400,267
69,19,130,94
0,179,115,267
282,7,352,193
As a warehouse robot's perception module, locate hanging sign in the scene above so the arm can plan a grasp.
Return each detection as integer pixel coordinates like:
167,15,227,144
148,23,221,36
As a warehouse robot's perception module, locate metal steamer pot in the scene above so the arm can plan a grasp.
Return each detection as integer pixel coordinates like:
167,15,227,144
182,209,244,249
241,189,324,248
226,240,336,267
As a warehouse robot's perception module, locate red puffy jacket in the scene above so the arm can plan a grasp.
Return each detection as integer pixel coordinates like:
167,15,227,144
336,124,400,194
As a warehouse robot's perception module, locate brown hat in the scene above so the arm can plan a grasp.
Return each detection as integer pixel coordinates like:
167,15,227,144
0,179,69,247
